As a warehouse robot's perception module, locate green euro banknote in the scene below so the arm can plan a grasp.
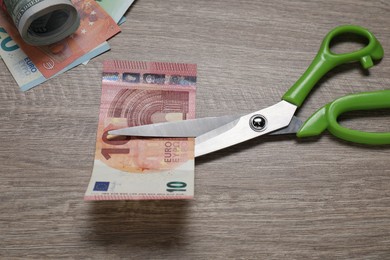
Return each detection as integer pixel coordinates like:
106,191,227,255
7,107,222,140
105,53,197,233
95,0,135,23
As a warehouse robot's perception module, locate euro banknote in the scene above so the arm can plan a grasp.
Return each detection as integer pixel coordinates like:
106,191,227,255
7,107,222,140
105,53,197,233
85,61,197,200
0,27,110,90
82,0,135,65
0,0,120,79
0,0,80,46
96,0,135,24
118,16,126,25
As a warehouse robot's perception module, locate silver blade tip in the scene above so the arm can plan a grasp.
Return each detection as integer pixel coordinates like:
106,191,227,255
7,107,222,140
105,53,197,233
108,129,128,136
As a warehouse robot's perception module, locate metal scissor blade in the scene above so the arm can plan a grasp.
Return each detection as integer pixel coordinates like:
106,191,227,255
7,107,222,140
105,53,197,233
108,115,241,137
269,116,303,135
195,101,297,157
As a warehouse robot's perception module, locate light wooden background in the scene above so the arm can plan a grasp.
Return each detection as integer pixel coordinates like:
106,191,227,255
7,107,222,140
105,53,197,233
0,0,389,259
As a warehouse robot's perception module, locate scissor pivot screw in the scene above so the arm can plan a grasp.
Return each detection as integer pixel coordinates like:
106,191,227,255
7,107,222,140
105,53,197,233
250,115,267,132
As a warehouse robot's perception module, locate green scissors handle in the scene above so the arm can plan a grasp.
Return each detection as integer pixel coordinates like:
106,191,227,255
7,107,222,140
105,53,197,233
282,25,384,107
297,90,390,145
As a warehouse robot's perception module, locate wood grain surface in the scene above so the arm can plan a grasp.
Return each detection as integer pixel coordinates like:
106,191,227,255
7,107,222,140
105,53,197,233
0,0,389,259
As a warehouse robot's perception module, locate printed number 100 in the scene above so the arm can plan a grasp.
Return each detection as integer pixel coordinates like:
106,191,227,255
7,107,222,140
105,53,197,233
166,181,187,192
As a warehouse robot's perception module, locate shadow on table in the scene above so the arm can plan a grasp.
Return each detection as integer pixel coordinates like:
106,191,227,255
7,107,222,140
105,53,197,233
86,199,191,249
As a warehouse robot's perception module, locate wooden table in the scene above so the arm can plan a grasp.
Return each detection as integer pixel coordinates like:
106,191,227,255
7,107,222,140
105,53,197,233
1,0,389,258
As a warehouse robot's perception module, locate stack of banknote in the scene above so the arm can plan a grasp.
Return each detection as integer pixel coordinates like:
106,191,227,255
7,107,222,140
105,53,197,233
84,60,197,200
0,0,135,91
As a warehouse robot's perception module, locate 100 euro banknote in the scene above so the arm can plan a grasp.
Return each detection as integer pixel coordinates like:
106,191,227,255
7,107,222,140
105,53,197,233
85,61,197,200
96,0,135,24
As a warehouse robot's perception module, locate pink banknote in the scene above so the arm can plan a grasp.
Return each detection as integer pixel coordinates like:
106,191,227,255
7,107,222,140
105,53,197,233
85,61,197,200
0,0,120,78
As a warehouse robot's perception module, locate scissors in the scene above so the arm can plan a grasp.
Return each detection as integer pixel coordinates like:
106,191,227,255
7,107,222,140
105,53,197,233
109,25,390,157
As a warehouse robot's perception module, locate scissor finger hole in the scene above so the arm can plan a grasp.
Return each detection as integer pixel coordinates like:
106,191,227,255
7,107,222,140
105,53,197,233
329,33,369,55
337,109,390,133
